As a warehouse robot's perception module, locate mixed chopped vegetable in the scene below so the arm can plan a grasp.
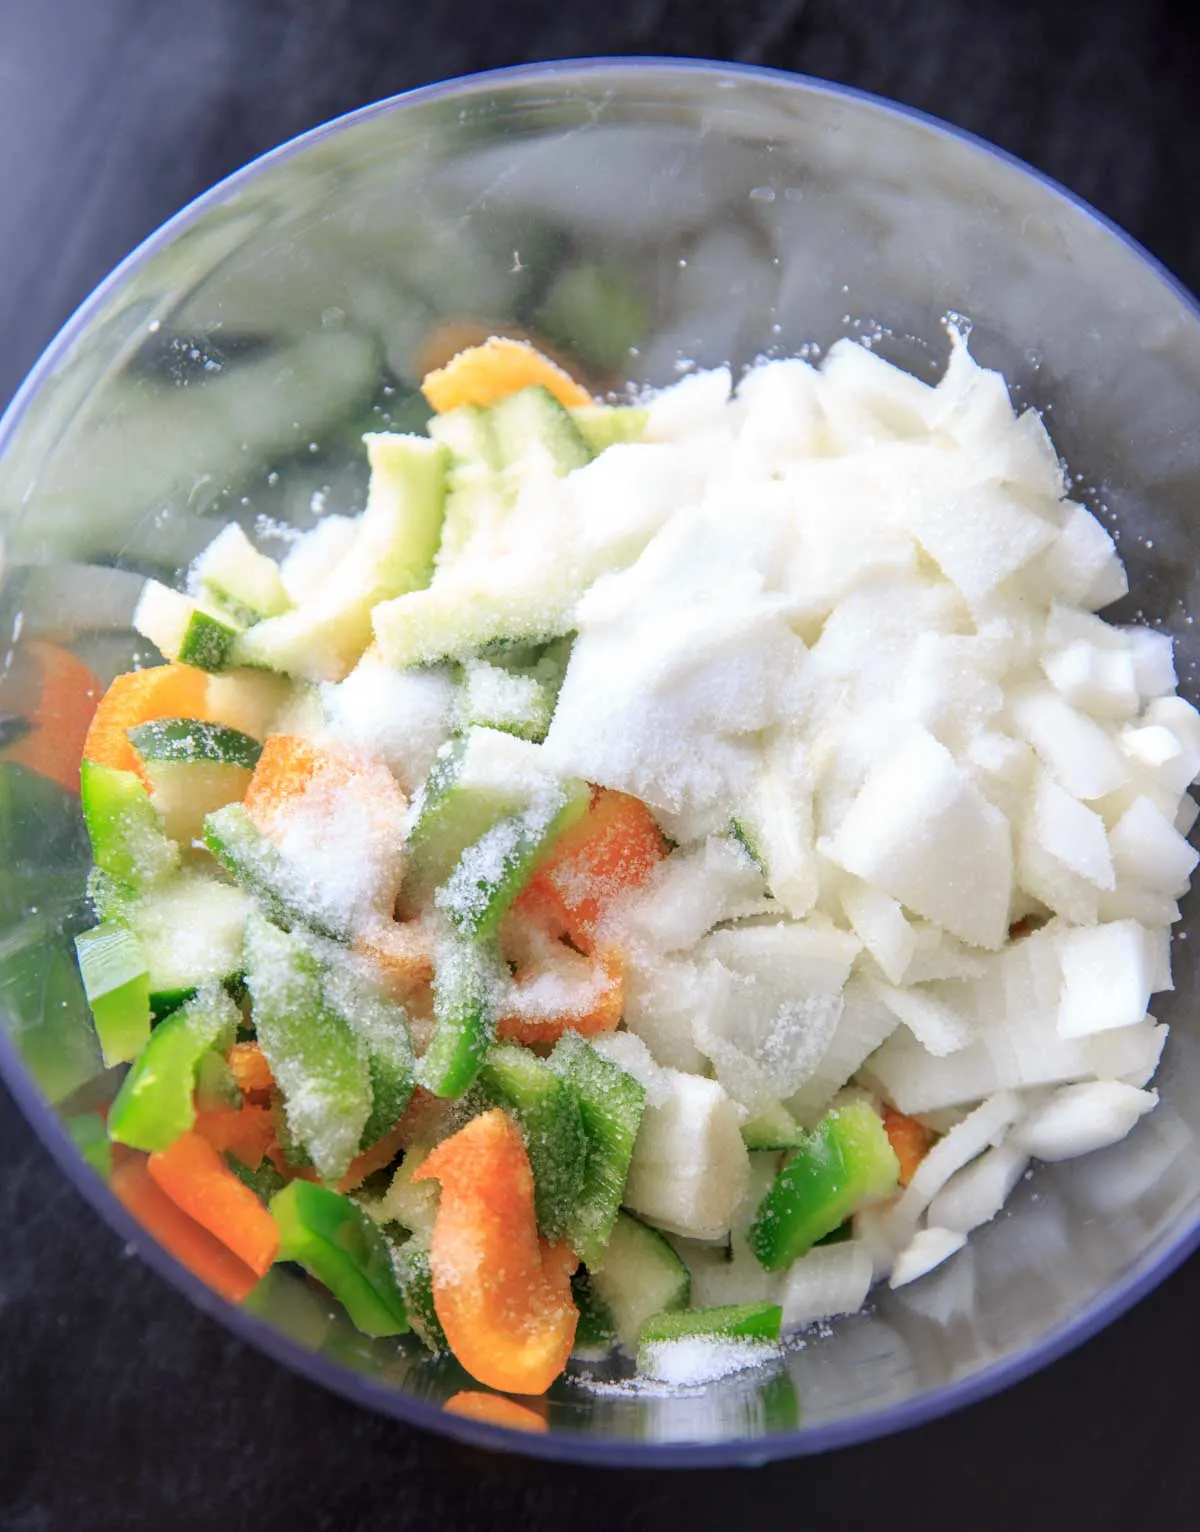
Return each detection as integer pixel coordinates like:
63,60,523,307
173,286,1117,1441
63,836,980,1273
59,331,1196,1402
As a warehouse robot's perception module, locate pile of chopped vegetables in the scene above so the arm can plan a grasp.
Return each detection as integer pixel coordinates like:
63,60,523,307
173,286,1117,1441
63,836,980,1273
70,331,1197,1400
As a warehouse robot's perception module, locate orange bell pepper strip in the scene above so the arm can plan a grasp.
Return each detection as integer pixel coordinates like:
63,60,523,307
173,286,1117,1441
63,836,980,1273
193,1103,277,1170
421,335,592,413
81,664,211,783
390,1085,457,1150
444,1391,549,1434
416,320,559,379
352,919,436,1000
241,733,350,831
226,1042,275,1102
336,1120,409,1194
148,1130,280,1277
516,788,669,953
242,734,407,860
497,946,625,1048
0,640,100,793
111,1155,260,1304
413,1109,579,1394
882,1105,936,1188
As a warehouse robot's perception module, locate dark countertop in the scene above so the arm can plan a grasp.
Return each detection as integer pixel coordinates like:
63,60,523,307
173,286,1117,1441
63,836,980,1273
2,2,1200,1527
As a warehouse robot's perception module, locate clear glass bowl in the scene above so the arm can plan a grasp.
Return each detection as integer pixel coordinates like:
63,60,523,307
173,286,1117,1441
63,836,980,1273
2,59,1199,1466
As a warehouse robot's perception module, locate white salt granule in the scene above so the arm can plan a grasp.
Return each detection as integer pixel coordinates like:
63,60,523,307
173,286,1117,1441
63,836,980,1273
458,658,545,733
604,834,767,955
259,747,408,935
589,1031,672,1106
637,1335,783,1388
499,922,613,1023
279,514,360,602
543,503,808,823
320,654,454,792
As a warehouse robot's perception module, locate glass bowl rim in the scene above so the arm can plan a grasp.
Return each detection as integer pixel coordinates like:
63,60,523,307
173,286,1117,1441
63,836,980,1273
2,54,1199,1468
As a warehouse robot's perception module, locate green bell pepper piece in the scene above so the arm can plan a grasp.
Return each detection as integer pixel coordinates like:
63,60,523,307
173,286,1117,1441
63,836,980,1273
227,1154,287,1204
80,760,180,885
240,1265,333,1348
322,957,416,1151
107,985,240,1152
479,1041,587,1242
64,1111,112,1178
270,1180,409,1338
548,1031,646,1269
195,1048,242,1111
638,1301,783,1346
203,802,349,941
243,913,371,1182
2,929,101,1105
740,1100,806,1151
434,780,588,941
74,921,151,1067
0,760,91,870
748,1099,900,1271
392,1233,447,1353
417,932,502,1099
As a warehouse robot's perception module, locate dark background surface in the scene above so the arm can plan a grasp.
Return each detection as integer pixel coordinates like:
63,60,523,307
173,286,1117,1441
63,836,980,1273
2,1,1200,1527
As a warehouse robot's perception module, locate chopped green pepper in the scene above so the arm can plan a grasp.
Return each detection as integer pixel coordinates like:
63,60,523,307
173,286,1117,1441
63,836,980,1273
64,1111,112,1179
479,1041,587,1242
204,802,349,941
74,921,151,1067
107,985,239,1151
322,957,415,1150
195,1048,242,1112
243,913,371,1182
748,1100,900,1271
391,1234,447,1353
270,1180,409,1338
638,1300,783,1346
80,760,180,886
740,1100,806,1151
435,781,589,941
2,931,101,1105
548,1031,646,1269
417,933,502,1099
227,1154,287,1205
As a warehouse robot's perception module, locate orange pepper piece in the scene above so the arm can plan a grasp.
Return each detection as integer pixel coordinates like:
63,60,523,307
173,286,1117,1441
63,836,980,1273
882,1105,936,1188
112,1155,260,1304
81,663,211,783
413,1109,579,1394
444,1390,549,1434
389,1086,456,1150
516,788,668,953
242,733,348,831
415,320,555,379
352,919,435,999
194,1103,277,1170
226,1042,275,1102
148,1130,280,1277
242,735,407,863
0,640,100,794
337,1120,408,1194
497,946,625,1048
421,335,592,413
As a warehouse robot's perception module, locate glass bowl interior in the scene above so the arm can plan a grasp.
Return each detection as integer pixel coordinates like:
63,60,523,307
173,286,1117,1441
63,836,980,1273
2,59,1200,1465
